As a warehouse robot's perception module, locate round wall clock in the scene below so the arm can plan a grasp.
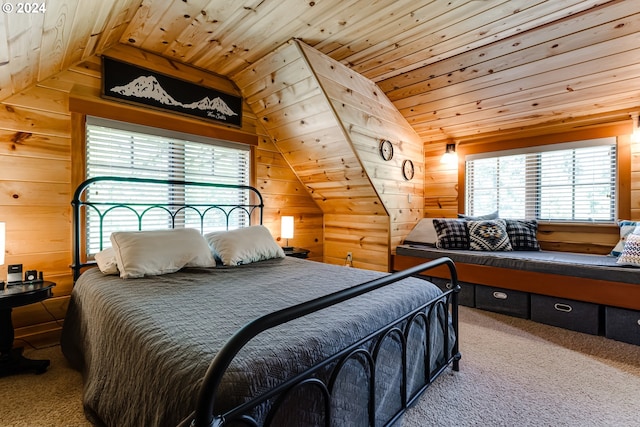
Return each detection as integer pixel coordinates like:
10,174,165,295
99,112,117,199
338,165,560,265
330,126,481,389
379,139,394,161
402,159,415,181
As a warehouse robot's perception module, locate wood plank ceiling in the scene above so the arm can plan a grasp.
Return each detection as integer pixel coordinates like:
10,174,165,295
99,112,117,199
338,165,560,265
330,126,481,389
1,0,639,143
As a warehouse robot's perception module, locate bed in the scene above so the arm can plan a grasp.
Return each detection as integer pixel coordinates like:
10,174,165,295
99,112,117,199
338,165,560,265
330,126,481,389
61,177,461,427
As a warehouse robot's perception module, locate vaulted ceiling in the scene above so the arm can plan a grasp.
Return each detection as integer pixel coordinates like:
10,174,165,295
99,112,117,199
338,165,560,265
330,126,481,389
2,0,639,143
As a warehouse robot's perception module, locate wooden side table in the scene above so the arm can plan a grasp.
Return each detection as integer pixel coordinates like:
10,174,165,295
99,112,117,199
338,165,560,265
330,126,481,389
0,281,55,377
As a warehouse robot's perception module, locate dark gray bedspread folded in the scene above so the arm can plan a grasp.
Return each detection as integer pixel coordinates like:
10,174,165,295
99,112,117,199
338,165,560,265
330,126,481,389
397,244,640,284
61,257,451,427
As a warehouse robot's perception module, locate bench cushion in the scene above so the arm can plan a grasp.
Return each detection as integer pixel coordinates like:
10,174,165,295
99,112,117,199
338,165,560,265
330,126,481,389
396,244,640,285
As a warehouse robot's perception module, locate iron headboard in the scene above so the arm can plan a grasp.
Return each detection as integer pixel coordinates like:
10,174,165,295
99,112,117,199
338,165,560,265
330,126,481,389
71,176,264,281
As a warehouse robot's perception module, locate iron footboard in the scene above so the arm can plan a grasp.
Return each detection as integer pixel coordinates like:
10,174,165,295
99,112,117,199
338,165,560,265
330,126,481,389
184,257,461,427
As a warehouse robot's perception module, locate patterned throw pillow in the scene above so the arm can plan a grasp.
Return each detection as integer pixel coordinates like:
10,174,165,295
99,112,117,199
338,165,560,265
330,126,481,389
610,221,640,257
505,219,540,251
467,219,513,251
616,233,640,267
433,219,469,250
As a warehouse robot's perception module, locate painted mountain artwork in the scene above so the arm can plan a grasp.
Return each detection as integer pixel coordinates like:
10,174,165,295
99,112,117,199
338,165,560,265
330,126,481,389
102,57,242,127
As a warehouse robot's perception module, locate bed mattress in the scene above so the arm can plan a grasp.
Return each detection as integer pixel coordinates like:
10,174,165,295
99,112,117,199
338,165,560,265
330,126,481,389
61,256,451,427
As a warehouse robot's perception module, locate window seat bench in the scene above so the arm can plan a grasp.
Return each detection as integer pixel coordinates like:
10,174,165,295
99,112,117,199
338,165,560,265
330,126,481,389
393,244,640,344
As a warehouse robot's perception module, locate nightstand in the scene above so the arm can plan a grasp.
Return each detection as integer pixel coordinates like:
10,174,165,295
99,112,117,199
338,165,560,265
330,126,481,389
283,247,310,259
0,281,55,377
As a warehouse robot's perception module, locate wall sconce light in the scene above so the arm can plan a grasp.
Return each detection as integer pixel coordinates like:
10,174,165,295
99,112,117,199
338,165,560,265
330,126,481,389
281,216,294,250
631,113,640,144
0,222,5,287
441,143,458,165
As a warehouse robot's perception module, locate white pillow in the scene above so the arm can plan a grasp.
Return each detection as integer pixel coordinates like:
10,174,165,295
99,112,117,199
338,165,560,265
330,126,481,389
204,225,285,266
457,210,499,220
110,228,216,279
403,218,445,246
94,247,119,275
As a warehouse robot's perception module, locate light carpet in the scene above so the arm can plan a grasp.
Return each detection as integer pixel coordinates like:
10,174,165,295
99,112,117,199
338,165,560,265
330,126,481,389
403,307,640,427
1,306,639,427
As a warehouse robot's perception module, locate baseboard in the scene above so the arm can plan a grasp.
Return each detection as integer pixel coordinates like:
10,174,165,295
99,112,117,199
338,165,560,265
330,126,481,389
13,322,62,349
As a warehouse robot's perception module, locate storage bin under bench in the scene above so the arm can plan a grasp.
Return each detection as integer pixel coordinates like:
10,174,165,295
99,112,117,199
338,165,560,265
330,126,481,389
605,306,640,346
393,244,640,345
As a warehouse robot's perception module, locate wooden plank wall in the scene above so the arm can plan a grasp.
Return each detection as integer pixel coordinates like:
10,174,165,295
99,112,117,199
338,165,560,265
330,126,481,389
424,142,458,218
633,133,640,219
0,82,71,341
234,40,424,271
297,42,425,263
0,46,322,344
234,40,388,271
254,127,324,261
1,82,73,346
424,122,640,254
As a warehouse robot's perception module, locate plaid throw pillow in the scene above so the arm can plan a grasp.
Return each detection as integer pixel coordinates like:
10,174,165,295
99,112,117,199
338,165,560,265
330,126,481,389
433,219,469,250
505,219,540,251
616,233,640,267
468,219,512,251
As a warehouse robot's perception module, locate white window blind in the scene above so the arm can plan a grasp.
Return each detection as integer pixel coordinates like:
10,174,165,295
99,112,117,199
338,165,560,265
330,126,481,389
465,138,617,222
85,117,250,253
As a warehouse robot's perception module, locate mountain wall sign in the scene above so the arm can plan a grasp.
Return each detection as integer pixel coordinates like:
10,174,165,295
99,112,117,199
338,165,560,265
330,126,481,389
102,57,242,127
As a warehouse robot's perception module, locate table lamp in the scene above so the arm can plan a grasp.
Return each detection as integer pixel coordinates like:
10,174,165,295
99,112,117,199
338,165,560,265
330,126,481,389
281,216,294,250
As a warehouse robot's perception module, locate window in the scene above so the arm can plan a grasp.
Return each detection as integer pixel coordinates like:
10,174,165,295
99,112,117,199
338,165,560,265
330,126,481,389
85,117,250,253
465,138,616,222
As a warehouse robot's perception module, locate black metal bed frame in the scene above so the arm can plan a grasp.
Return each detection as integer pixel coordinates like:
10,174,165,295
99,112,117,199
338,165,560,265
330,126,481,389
70,177,461,427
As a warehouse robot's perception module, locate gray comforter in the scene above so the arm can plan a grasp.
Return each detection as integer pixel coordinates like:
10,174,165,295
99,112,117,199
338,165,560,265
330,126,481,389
61,257,452,427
